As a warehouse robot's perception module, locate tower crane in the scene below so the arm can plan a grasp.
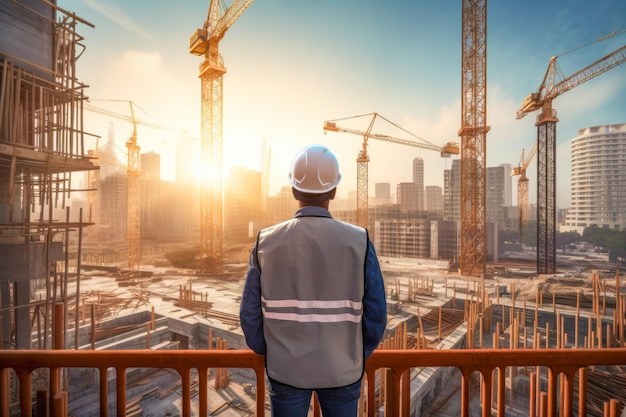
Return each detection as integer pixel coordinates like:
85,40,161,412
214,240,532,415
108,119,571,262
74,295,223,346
510,140,537,245
190,0,254,275
85,100,182,272
516,28,626,274
459,0,489,276
323,112,460,229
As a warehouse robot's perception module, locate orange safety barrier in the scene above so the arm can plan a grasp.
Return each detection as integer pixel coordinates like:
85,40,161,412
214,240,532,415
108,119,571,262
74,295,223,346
1,348,625,417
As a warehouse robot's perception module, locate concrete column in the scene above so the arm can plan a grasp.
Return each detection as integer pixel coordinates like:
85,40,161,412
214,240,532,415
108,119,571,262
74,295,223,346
15,280,31,349
1,282,10,349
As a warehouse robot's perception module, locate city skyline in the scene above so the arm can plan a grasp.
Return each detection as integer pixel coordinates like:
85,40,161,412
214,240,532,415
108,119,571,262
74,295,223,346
64,0,626,209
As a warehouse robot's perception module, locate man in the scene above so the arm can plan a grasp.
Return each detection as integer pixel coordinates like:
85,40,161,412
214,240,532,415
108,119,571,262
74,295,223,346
240,144,387,417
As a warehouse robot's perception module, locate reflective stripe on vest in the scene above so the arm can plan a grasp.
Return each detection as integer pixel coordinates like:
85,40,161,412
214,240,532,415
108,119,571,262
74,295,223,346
262,296,363,323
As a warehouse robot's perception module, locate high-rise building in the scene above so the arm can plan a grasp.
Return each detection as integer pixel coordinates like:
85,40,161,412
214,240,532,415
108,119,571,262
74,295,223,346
425,185,444,213
141,151,161,180
267,186,299,224
562,124,626,234
486,165,506,226
444,159,461,221
98,172,128,241
500,163,513,207
224,167,263,244
430,220,459,261
375,182,391,199
445,160,508,229
397,182,419,211
412,157,424,211
374,182,391,206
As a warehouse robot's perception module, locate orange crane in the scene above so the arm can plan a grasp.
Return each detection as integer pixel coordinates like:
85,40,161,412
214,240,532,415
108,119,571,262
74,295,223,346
85,100,140,271
458,0,489,276
323,112,459,229
510,140,537,245
85,101,181,272
189,0,254,275
516,28,626,274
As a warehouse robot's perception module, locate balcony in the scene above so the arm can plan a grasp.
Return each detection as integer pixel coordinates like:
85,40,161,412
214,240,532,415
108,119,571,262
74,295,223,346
1,347,625,417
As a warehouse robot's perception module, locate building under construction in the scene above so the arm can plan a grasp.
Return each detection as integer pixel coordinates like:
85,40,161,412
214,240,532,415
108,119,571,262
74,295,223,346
0,1,97,349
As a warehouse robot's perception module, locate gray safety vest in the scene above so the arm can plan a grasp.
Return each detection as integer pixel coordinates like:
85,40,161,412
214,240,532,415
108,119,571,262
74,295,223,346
257,214,367,389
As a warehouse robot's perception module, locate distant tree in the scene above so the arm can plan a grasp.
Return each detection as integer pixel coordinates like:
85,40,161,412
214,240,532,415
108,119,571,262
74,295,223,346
583,225,626,263
557,230,581,251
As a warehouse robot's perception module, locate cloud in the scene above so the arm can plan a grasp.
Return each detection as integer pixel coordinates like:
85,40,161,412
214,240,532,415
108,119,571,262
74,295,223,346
84,0,153,41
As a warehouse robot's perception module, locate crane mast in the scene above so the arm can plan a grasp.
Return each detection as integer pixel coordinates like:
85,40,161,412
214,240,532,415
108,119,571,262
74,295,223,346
510,141,537,245
323,112,459,230
190,0,254,275
516,30,626,274
126,102,141,272
459,0,489,276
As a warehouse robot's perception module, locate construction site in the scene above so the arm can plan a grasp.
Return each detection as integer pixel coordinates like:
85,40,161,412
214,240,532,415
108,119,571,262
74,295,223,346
1,1,625,416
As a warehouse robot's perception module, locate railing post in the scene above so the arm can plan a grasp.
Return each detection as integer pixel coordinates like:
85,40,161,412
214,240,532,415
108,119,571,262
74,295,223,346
116,367,126,417
461,369,470,417
480,368,493,417
539,391,548,417
99,367,108,417
562,369,576,417
609,399,621,417
497,366,505,417
199,368,208,417
18,369,32,417
180,368,191,417
530,371,536,417
255,364,266,417
0,368,9,416
367,369,376,417
547,367,557,417
53,391,67,416
401,369,410,416
51,302,64,417
384,368,399,416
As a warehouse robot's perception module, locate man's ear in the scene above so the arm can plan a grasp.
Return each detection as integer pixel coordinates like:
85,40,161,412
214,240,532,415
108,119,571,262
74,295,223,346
329,188,337,200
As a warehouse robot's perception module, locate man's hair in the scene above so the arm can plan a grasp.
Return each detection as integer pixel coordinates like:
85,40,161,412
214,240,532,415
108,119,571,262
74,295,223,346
292,188,334,205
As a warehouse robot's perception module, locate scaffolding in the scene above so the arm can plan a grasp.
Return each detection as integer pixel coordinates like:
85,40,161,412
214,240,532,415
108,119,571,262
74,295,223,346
0,1,97,350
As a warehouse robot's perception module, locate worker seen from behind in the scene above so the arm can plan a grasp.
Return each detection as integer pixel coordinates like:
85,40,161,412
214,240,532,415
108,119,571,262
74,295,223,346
240,144,387,417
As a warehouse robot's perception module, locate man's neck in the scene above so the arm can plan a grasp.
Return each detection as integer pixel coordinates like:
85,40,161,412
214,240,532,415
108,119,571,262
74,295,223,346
299,201,330,210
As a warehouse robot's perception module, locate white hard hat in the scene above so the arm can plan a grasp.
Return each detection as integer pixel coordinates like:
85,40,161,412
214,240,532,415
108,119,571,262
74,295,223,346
288,145,342,194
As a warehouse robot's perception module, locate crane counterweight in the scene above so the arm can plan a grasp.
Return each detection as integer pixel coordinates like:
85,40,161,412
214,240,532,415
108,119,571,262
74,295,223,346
189,29,208,55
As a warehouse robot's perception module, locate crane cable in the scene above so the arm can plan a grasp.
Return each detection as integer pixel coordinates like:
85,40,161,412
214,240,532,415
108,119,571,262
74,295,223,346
328,112,439,147
556,26,626,59
548,26,626,90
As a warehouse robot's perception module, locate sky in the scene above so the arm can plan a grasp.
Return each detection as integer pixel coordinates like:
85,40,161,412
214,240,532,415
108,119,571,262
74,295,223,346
60,0,626,208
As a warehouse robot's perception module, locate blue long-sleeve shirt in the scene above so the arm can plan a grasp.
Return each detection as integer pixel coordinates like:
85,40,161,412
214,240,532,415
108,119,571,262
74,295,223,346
239,206,387,358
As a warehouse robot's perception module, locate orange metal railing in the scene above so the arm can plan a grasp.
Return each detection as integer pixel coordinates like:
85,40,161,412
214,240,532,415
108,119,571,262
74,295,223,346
1,348,625,417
